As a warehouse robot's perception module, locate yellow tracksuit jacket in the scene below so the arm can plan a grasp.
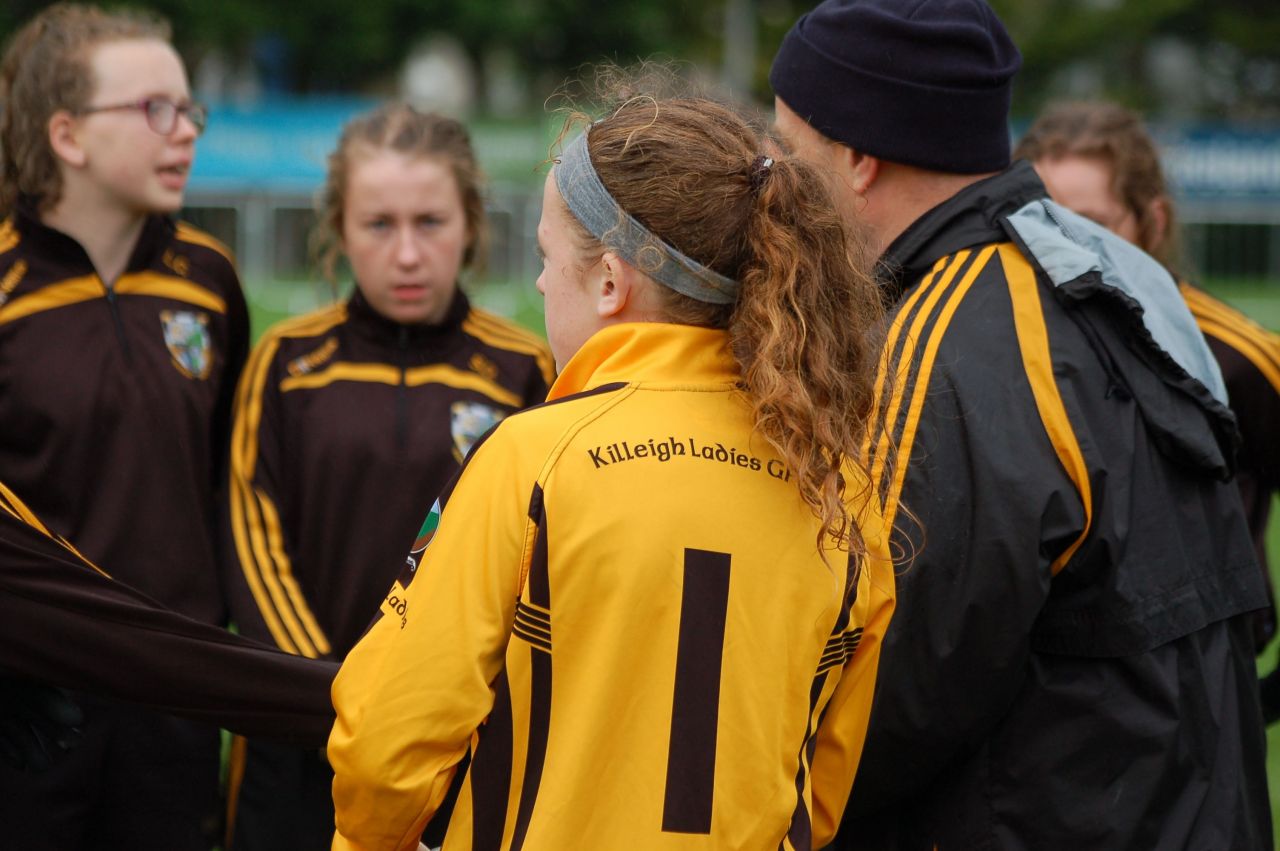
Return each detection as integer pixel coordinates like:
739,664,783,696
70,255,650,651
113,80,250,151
329,322,894,851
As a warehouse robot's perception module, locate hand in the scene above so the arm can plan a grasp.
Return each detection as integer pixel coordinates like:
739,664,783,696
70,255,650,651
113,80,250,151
0,678,83,772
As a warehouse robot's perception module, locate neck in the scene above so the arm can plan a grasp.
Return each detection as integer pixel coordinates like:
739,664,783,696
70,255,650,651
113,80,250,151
865,164,996,257
42,181,148,285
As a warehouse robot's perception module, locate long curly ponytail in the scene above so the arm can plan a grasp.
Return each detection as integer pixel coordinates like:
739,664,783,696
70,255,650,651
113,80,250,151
560,85,885,553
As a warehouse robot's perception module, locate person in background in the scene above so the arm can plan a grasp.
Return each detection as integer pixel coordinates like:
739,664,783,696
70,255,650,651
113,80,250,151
327,82,896,850
222,103,553,851
0,4,249,848
768,0,1269,847
1015,99,1280,720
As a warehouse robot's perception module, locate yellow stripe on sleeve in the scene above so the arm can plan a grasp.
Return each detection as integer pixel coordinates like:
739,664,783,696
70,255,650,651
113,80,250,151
256,490,331,656
228,306,347,657
860,256,951,460
0,481,111,577
1000,244,1092,575
882,246,998,531
228,477,300,655
0,481,52,535
866,253,971,496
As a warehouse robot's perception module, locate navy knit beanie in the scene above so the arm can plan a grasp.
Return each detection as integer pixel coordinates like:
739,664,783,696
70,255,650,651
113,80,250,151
770,0,1021,174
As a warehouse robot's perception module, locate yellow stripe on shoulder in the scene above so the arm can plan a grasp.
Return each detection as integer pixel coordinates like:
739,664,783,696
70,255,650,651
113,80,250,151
1197,316,1280,396
176,222,236,265
1182,283,1280,347
463,308,555,384
278,360,523,406
0,275,103,325
232,302,348,489
1180,282,1280,394
468,307,547,346
1180,283,1248,330
116,271,227,313
258,303,348,344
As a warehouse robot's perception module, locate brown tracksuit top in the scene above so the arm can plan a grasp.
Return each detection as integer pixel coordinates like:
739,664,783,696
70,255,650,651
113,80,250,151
0,203,249,625
223,287,553,660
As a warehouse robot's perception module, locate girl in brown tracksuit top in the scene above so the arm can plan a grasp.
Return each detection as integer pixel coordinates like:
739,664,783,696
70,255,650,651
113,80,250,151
0,6,248,849
222,103,553,851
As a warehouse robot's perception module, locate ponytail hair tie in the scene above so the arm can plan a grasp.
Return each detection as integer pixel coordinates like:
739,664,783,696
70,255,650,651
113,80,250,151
749,155,775,194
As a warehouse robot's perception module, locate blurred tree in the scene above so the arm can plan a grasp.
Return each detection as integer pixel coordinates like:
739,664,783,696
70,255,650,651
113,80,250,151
987,0,1280,118
1,0,1277,118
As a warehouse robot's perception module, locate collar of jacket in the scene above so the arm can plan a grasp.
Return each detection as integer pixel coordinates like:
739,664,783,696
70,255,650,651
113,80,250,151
878,160,1045,302
344,284,471,349
547,322,738,401
12,195,173,280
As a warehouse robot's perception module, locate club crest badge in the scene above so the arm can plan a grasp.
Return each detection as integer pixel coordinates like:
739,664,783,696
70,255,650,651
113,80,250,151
160,310,212,379
450,401,505,462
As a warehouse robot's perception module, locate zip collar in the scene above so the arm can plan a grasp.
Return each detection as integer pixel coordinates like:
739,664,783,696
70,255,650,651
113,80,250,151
13,196,173,280
548,322,738,401
344,285,470,350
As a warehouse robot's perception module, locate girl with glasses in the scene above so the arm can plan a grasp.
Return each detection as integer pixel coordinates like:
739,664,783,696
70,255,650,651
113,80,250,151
328,78,896,851
0,4,249,848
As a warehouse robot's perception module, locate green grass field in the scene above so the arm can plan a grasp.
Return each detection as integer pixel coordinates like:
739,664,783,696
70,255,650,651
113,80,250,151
243,277,1280,839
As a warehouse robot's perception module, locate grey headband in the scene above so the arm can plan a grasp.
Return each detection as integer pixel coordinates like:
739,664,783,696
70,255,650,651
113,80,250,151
554,131,741,305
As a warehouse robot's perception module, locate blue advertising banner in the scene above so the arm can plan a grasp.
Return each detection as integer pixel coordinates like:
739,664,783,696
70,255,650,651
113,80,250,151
189,97,375,192
1158,127,1280,201
189,98,552,192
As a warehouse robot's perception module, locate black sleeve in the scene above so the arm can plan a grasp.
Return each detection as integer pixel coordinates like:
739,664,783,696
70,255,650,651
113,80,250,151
0,506,336,747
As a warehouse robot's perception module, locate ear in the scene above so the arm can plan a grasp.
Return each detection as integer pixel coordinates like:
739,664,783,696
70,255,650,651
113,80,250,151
1144,195,1170,256
595,251,642,320
48,110,87,169
840,146,881,195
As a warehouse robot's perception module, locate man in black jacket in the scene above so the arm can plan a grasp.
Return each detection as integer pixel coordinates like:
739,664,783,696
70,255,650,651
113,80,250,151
770,1,1270,848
